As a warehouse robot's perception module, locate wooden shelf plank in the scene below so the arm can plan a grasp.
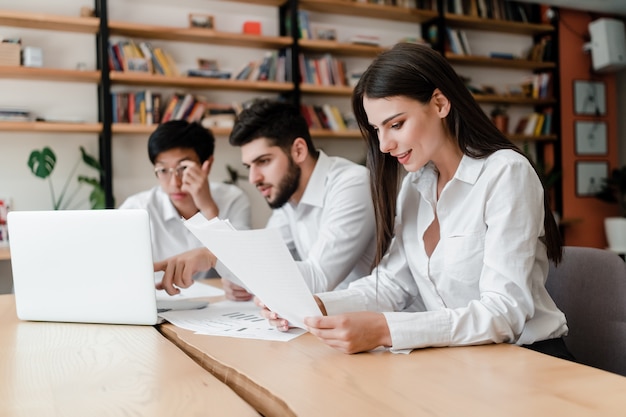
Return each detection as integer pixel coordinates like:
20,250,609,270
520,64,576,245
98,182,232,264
113,123,231,137
299,39,386,57
0,121,102,133
299,0,438,23
446,53,556,70
310,128,362,139
444,13,555,35
216,0,287,5
300,83,353,96
110,71,293,92
0,9,99,34
113,123,362,140
473,94,557,106
109,21,292,49
0,66,100,83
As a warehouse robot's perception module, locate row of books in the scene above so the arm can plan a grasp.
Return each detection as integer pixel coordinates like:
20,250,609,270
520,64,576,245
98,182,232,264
514,108,553,137
444,0,540,23
111,90,163,124
299,53,347,86
231,50,292,83
300,104,352,131
527,72,552,100
111,91,242,129
109,39,180,76
527,35,555,63
355,0,418,6
446,28,471,56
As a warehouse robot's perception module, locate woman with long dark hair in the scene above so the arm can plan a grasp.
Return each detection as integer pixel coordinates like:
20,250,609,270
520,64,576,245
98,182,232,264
267,42,571,359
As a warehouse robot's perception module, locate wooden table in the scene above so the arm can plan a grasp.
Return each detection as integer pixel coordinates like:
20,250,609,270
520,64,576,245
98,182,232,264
0,294,259,417
161,317,626,417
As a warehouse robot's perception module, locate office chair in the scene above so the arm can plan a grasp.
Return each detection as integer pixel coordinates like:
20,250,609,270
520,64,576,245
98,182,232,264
545,246,626,376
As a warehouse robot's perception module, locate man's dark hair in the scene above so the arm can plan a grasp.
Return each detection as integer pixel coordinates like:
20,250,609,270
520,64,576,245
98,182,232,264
147,120,215,164
229,99,317,156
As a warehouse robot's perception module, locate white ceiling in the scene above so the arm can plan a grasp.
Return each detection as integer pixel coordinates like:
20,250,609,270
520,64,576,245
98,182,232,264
517,0,626,17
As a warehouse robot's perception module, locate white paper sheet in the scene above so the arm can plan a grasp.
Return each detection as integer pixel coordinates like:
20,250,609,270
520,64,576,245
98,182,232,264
159,300,305,342
184,214,322,329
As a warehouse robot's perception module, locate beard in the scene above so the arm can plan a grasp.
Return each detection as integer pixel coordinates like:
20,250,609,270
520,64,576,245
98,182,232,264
266,157,301,209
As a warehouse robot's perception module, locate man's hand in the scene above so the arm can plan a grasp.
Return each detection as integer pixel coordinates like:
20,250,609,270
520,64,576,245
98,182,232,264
222,278,254,301
155,247,216,295
181,159,218,220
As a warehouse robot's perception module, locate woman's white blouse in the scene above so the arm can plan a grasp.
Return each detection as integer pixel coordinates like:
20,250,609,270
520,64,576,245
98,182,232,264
317,150,568,351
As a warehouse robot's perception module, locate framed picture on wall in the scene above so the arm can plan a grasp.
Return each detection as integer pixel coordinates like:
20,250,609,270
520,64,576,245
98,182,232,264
575,120,608,155
575,161,609,197
573,80,606,116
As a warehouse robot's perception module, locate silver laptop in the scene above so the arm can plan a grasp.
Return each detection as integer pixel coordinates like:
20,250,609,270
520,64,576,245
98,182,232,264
9,209,162,325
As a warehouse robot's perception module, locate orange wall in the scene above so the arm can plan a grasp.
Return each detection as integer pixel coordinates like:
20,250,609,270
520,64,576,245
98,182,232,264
558,9,620,248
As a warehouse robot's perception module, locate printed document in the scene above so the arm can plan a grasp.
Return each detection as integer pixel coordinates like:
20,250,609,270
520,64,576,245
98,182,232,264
184,214,322,328
159,300,306,342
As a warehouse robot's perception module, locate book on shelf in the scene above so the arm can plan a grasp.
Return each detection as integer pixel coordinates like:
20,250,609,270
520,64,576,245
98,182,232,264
299,54,347,86
187,68,232,79
174,93,196,120
301,104,347,131
160,94,182,123
349,34,381,46
446,27,466,55
489,51,515,60
111,90,162,125
0,108,32,122
444,0,540,23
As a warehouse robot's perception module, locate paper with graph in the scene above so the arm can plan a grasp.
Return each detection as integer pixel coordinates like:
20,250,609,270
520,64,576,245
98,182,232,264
184,214,322,329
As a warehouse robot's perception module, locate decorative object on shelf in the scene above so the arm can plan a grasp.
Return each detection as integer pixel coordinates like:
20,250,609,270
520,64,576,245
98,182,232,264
575,120,607,156
576,160,608,198
242,21,261,35
490,104,509,133
595,166,626,251
573,80,606,116
313,26,337,41
0,40,20,67
27,146,105,210
79,6,95,17
188,13,214,29
22,46,43,67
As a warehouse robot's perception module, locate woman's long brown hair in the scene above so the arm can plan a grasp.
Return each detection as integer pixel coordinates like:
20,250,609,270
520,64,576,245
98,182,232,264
352,43,562,268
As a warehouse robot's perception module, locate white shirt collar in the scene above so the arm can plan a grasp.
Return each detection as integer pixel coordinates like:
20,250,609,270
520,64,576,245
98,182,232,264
299,150,330,208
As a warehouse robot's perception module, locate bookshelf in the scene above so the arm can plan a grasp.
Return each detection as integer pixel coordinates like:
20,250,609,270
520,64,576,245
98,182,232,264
0,9,101,135
438,0,561,212
0,1,563,214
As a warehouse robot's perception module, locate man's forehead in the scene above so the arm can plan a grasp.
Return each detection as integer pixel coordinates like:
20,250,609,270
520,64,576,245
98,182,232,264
241,138,283,163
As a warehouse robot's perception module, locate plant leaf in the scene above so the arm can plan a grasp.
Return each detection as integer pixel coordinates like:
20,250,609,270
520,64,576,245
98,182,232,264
27,147,56,179
79,146,103,173
78,176,105,209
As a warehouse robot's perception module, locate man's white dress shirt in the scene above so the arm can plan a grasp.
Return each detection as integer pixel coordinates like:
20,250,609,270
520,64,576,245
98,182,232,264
318,150,568,351
266,151,376,293
119,182,251,278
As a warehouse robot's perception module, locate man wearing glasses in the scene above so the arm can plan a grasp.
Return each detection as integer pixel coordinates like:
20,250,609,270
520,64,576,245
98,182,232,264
119,120,251,278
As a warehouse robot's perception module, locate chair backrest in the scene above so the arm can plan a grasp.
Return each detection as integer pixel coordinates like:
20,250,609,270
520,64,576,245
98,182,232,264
546,246,626,376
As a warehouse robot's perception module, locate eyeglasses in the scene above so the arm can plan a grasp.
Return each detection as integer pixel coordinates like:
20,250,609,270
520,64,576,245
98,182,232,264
154,165,187,180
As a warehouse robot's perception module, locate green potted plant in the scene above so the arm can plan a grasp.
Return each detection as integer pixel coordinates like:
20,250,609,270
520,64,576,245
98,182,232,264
595,166,626,251
27,146,105,210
